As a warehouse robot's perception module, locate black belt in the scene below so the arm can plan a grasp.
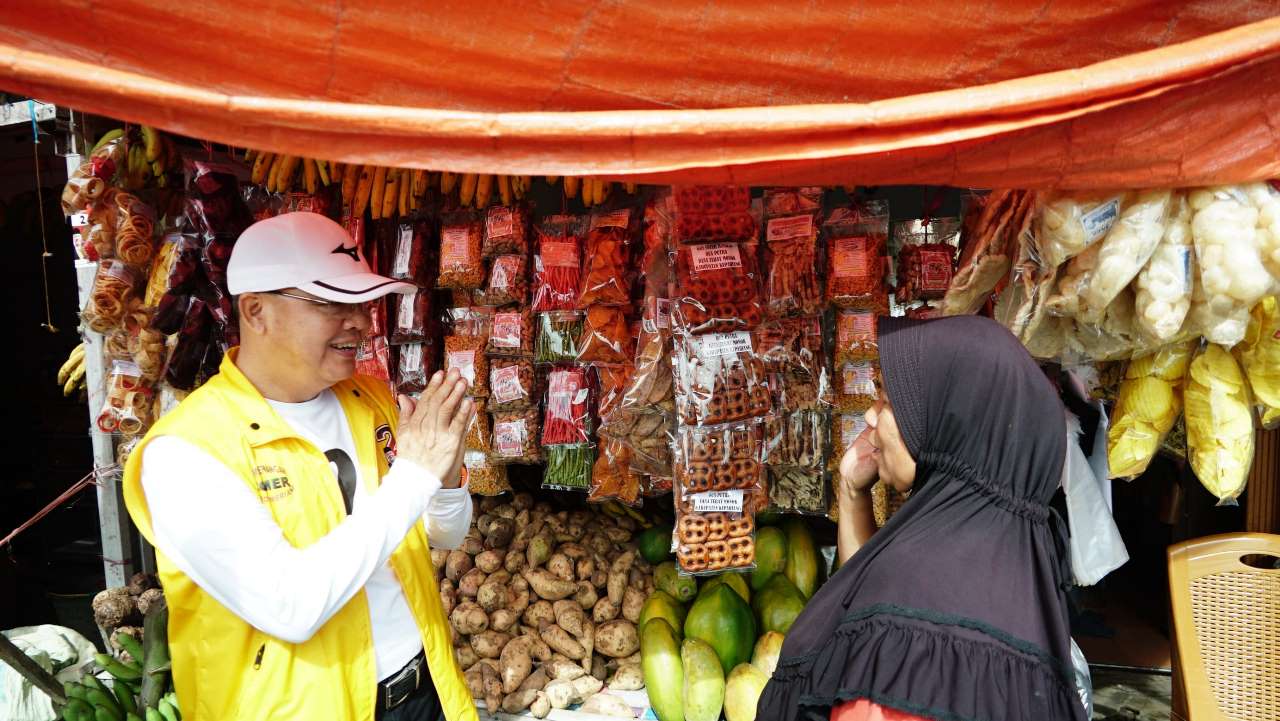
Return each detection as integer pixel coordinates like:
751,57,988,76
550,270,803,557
377,650,427,714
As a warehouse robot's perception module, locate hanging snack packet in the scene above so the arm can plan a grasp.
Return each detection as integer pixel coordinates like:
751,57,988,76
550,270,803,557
97,360,153,436
825,200,890,310
396,342,429,394
765,410,827,471
355,336,394,384
579,208,634,306
477,254,528,307
544,445,596,492
769,467,828,515
482,204,530,258
1235,296,1280,429
543,367,593,445
463,450,511,496
896,243,957,302
437,212,484,290
1184,344,1255,505
673,330,771,426
763,208,822,317
673,475,757,575
672,186,756,245
490,409,543,464
389,220,431,282
577,305,634,365
485,309,534,358
444,335,489,397
389,288,431,345
489,358,537,412
836,360,880,412
464,399,492,452
673,242,763,334
532,215,584,311
590,439,643,506
535,311,585,363
84,259,142,334
1107,341,1194,479
835,309,879,365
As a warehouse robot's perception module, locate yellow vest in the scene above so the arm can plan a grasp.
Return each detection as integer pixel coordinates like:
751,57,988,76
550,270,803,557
122,350,476,721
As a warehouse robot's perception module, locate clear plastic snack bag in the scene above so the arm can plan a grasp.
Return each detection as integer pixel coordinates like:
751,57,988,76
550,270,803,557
673,242,763,334
1134,191,1195,342
825,200,890,310
1184,343,1255,505
1106,341,1194,479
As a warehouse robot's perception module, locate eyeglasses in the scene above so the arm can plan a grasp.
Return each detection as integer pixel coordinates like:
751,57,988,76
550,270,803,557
267,291,374,319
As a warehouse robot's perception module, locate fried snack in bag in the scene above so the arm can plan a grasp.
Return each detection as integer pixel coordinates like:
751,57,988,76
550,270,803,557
1036,192,1126,269
579,209,634,306
1107,341,1194,479
355,336,394,384
1235,295,1280,429
763,210,821,317
477,254,528,307
396,342,428,394
589,439,643,506
577,305,633,364
673,480,757,575
486,310,533,358
437,212,484,290
444,335,489,397
1184,344,1255,505
674,242,763,333
1078,190,1172,325
1135,192,1195,342
389,288,431,345
1189,186,1275,347
490,409,543,464
84,259,142,333
388,220,431,282
825,200,890,309
463,450,511,496
482,205,530,258
97,360,154,436
1246,182,1280,283
769,466,828,515
489,358,537,412
673,330,771,426
464,399,492,452
676,422,763,494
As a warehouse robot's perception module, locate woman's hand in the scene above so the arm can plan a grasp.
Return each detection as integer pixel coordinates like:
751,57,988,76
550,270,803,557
838,426,879,506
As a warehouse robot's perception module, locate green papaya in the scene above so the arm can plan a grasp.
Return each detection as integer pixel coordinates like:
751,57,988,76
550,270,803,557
783,518,819,599
751,574,807,635
724,662,769,721
698,571,750,605
749,526,788,591
685,584,756,675
642,618,685,721
639,591,687,639
638,524,674,564
751,631,785,677
681,637,725,721
655,561,698,603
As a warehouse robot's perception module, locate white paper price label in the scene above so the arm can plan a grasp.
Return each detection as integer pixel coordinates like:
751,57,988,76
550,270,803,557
766,214,813,243
696,331,753,359
70,212,90,227
1081,198,1121,245
393,224,414,275
690,243,743,273
690,490,745,513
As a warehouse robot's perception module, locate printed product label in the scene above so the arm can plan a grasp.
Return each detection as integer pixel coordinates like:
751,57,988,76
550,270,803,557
486,207,514,238
447,350,476,384
491,365,523,403
690,490,745,513
837,311,877,348
766,214,813,243
542,240,579,268
1081,198,1121,245
590,209,631,230
393,224,414,276
492,312,521,348
842,362,877,396
397,292,417,330
690,243,743,273
840,414,868,448
441,227,472,266
489,256,520,290
696,331,753,359
494,420,526,457
402,344,423,373
833,237,872,279
918,249,954,290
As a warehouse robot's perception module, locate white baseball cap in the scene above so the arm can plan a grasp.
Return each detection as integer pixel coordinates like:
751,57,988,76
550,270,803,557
227,212,415,302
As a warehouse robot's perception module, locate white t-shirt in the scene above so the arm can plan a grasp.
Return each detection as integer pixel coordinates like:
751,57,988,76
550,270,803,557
141,389,471,680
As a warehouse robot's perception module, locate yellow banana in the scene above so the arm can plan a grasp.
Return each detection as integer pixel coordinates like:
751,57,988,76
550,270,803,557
342,163,360,206
382,169,401,219
266,153,286,192
475,174,494,208
440,171,459,195
63,363,86,397
545,175,560,185
315,159,331,186
330,161,345,184
244,148,258,163
303,158,319,195
280,155,302,192
563,176,580,199
141,126,162,163
57,344,86,385
498,175,512,206
398,169,412,217
582,178,595,207
353,165,377,217
90,128,124,155
458,173,478,206
150,159,165,178
251,152,275,185
596,180,609,206
411,169,428,197
370,166,389,219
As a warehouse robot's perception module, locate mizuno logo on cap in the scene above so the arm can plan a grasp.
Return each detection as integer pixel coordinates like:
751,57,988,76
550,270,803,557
332,244,360,262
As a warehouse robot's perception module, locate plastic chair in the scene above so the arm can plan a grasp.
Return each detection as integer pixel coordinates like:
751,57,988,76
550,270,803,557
1167,533,1280,720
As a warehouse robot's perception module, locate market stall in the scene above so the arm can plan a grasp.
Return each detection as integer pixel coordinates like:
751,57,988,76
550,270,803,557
4,4,1280,721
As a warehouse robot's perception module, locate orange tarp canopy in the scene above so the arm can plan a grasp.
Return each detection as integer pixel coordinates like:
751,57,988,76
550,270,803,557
1,1,1279,189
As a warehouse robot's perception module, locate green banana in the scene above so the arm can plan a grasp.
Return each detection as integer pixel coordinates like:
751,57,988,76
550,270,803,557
91,128,124,155
145,709,164,721
84,688,123,721
95,706,123,721
64,697,94,721
65,681,88,701
116,634,145,667
126,714,143,721
157,697,180,721
96,653,142,681
111,678,136,715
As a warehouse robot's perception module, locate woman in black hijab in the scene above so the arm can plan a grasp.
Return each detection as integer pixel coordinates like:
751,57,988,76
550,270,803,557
756,315,1086,721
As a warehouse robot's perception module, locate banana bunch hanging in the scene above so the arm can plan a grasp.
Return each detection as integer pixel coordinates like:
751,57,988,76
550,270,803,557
96,126,182,190
57,343,87,397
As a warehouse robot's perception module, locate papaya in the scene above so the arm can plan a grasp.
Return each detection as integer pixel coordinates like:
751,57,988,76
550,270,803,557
639,590,687,639
724,663,769,721
642,618,685,721
751,573,806,635
749,526,788,591
655,561,698,603
755,509,782,526
698,571,750,605
751,631,785,677
638,524,674,564
782,518,819,599
685,584,756,675
682,637,726,721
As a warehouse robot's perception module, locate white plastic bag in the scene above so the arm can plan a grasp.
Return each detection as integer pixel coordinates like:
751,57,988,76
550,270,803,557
1,625,97,721
1063,414,1129,586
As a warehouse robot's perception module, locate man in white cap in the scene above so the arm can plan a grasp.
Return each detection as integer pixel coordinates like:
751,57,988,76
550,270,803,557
122,212,478,721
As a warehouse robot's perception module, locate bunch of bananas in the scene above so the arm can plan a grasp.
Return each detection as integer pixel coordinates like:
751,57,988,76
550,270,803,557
57,343,87,397
247,150,344,198
60,633,181,721
98,126,182,191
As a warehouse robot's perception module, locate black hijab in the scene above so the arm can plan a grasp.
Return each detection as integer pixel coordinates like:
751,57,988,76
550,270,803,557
757,315,1085,721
